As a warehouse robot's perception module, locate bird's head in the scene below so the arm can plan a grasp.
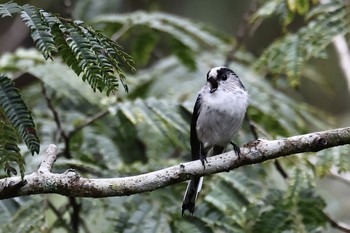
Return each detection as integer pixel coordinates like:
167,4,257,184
206,66,244,93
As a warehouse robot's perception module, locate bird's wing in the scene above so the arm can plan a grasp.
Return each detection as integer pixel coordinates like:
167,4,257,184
190,94,202,160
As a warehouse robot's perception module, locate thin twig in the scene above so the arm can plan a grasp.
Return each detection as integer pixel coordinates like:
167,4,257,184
112,23,131,41
69,197,81,233
273,160,289,179
244,113,259,140
80,216,92,233
245,113,289,179
224,0,260,66
41,83,71,158
47,201,73,232
41,83,66,143
68,110,109,137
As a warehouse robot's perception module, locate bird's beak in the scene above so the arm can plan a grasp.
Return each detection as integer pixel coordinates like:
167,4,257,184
208,77,218,93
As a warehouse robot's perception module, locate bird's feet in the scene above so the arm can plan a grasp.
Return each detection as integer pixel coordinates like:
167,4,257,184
230,142,241,159
199,154,207,169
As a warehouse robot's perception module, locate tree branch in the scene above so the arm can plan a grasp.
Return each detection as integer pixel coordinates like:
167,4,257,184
0,127,349,199
38,144,58,173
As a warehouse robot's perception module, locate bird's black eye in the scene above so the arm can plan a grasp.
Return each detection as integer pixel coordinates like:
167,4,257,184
221,74,227,81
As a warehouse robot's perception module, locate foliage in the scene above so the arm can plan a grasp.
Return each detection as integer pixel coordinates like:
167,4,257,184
0,0,349,233
0,1,135,95
250,169,327,233
253,0,319,27
0,116,24,178
93,10,230,70
0,75,39,178
0,198,45,233
253,0,349,86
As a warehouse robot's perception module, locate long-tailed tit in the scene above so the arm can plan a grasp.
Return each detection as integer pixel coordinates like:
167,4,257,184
182,66,249,215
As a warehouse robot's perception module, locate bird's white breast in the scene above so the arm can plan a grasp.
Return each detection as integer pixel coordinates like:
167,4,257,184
196,88,248,149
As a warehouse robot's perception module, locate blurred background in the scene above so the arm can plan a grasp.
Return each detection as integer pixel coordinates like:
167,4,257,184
2,0,350,117
0,0,350,232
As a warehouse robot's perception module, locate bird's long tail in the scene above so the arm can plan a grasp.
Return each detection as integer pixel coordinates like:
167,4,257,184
181,176,203,215
181,146,224,215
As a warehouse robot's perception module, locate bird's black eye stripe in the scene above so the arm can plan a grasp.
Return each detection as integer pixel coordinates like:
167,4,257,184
221,74,227,81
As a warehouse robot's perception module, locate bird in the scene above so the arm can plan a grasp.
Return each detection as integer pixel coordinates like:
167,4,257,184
181,66,249,215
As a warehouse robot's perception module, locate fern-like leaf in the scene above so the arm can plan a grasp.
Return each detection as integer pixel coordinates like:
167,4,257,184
0,2,135,95
20,5,57,60
50,23,83,75
60,21,111,93
0,75,40,156
94,11,228,69
94,30,135,92
131,27,159,66
0,118,25,177
0,2,21,17
252,204,292,233
251,169,327,233
2,198,45,232
254,0,349,85
114,200,174,233
117,98,189,150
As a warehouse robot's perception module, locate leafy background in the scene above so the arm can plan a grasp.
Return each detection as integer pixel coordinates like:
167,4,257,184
0,0,350,232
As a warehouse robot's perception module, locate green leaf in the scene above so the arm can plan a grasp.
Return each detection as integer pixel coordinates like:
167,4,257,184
116,97,190,157
2,197,45,233
20,5,57,60
255,0,349,85
0,2,21,18
251,0,280,21
288,0,310,15
251,169,327,233
114,200,174,233
131,27,159,66
170,38,197,70
0,75,40,156
296,0,310,15
0,118,25,177
93,11,229,70
0,2,135,95
27,62,103,106
173,219,212,233
50,23,83,75
252,205,292,233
